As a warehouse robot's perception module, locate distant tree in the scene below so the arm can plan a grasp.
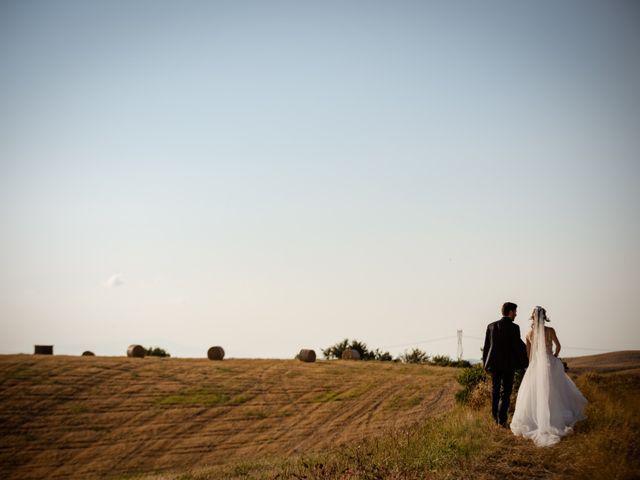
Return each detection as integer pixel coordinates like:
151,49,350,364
399,348,430,364
322,339,392,361
146,346,171,358
431,354,453,366
350,339,372,360
399,350,470,367
432,354,471,368
322,338,350,359
371,348,393,361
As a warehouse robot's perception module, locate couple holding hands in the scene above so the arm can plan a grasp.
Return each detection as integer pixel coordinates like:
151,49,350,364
483,302,587,447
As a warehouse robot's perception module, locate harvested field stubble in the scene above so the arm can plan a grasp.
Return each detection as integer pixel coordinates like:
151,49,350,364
139,356,640,480
0,355,456,480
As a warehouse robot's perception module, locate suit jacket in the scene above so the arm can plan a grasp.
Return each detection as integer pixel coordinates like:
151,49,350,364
482,317,528,371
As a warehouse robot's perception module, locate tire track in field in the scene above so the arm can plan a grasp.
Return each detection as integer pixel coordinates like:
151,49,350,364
197,362,332,459
95,362,285,474
307,380,403,447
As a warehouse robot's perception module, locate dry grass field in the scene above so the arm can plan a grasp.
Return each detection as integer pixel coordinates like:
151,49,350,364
2,351,639,480
0,355,458,480
150,351,639,480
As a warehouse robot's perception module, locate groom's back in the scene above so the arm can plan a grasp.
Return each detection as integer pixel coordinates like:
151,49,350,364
483,318,521,371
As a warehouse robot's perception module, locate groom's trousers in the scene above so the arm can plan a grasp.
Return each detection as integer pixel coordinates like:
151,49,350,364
491,369,515,426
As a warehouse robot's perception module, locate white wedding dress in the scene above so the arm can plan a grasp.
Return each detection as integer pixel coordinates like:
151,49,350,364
510,307,587,447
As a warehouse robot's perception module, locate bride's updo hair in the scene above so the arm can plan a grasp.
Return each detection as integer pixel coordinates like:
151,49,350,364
530,306,550,323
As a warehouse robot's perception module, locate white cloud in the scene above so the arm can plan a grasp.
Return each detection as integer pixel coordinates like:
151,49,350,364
105,273,125,288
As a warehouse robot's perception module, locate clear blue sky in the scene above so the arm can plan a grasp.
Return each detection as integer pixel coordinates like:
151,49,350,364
1,0,639,359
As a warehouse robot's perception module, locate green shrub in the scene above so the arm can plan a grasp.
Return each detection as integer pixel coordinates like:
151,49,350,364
398,350,472,367
399,348,431,364
146,346,170,358
455,364,487,404
431,354,451,366
371,348,393,361
432,354,471,368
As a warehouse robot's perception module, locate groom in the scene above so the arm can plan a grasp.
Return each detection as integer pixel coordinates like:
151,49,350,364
483,302,528,426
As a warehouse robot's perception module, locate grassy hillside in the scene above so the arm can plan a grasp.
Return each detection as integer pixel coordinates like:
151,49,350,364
0,355,457,480
564,350,640,374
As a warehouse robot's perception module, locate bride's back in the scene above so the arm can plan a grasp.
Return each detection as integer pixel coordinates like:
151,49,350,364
527,326,555,355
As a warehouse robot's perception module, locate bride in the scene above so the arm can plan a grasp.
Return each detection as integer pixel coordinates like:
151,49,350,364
510,306,588,447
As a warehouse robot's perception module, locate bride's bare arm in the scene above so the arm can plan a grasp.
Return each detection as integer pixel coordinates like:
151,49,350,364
526,338,531,360
551,328,561,357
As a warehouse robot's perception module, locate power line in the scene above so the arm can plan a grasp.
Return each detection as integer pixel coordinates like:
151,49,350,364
379,332,621,356
458,335,615,353
464,335,484,341
380,335,457,350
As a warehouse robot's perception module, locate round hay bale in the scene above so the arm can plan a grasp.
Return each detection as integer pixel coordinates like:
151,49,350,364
341,348,360,360
127,344,146,358
82,351,95,356
207,346,225,361
34,345,53,355
298,349,316,363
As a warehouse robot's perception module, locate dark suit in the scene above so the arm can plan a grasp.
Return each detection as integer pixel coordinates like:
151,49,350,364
482,317,528,425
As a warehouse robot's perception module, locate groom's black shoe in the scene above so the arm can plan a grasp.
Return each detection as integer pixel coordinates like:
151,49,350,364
492,417,508,428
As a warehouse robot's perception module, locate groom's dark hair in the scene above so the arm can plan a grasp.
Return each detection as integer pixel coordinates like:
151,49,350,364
502,302,518,316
